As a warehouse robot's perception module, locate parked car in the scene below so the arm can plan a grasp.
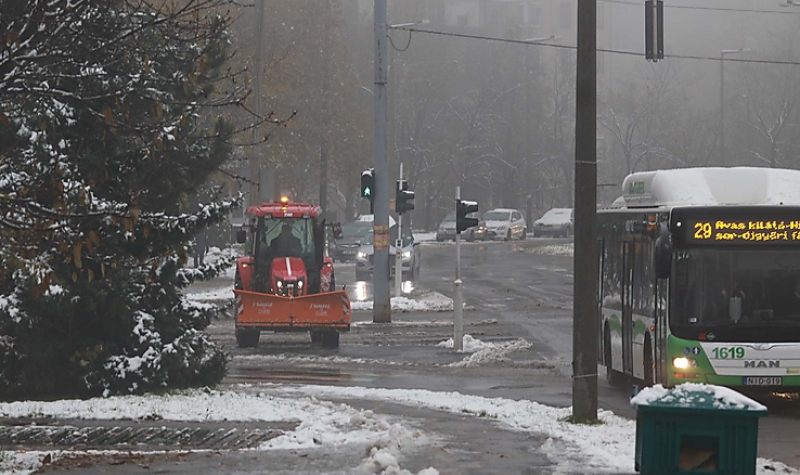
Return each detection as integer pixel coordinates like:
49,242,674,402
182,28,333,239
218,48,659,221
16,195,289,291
483,208,527,241
436,212,486,242
532,208,573,237
355,224,421,281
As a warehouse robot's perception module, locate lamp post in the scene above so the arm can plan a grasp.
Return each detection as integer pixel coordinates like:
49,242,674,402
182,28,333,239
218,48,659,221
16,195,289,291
719,48,749,163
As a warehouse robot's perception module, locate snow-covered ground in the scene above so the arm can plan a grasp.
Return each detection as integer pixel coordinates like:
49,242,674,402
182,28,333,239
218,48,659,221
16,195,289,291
0,389,436,475
184,286,233,302
351,291,455,312
270,385,798,475
0,384,795,475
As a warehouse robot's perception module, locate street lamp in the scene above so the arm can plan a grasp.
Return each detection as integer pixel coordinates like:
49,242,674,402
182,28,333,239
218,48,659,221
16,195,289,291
719,48,750,163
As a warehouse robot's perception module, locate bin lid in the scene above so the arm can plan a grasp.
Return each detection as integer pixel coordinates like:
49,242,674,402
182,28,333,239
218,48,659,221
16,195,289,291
631,383,767,415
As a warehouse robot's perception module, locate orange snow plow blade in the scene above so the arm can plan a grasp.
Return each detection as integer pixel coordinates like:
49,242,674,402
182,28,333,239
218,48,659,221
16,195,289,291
234,289,351,331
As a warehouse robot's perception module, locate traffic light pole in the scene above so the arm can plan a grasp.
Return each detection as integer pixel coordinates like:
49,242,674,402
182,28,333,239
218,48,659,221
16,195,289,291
395,163,404,298
372,0,391,323
453,186,464,351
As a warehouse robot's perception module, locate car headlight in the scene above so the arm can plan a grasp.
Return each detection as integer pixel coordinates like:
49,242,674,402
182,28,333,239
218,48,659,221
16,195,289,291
402,250,412,260
357,251,367,259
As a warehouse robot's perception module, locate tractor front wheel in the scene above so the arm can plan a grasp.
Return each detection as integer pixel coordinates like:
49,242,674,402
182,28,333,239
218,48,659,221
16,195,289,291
236,328,260,348
321,331,340,348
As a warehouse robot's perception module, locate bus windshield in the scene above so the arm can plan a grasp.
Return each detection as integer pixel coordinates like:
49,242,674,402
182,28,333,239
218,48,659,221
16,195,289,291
671,248,800,342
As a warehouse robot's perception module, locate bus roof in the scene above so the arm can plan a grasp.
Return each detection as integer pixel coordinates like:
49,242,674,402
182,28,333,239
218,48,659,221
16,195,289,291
615,167,800,208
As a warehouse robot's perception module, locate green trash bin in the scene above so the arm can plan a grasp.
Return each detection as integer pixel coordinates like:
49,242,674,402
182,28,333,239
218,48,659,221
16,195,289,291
631,384,767,475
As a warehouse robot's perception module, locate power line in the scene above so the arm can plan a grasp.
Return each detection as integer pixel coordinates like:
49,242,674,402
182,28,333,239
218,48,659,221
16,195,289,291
600,0,800,15
389,26,800,67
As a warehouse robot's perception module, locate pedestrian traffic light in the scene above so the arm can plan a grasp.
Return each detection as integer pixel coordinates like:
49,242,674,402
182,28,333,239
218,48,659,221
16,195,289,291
395,180,415,214
361,168,374,199
456,199,479,233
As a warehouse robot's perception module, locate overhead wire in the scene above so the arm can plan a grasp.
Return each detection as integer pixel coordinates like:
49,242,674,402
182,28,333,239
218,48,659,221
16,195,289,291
388,26,800,67
599,0,800,15
388,29,413,52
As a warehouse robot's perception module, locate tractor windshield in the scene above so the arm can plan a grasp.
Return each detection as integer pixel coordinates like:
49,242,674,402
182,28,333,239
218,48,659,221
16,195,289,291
257,217,316,260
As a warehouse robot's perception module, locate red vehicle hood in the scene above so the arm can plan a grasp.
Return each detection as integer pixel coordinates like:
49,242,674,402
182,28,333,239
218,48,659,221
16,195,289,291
271,257,307,281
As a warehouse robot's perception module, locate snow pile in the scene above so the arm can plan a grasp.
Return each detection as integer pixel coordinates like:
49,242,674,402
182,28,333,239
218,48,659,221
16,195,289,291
527,244,574,257
437,334,500,353
0,450,50,475
352,292,455,312
275,384,634,473
631,383,767,411
449,338,532,367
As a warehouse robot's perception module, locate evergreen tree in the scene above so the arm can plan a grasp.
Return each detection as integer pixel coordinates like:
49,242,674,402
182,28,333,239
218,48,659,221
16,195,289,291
0,0,245,399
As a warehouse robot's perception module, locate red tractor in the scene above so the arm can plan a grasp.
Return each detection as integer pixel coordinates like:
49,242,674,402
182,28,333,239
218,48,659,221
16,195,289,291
233,197,351,348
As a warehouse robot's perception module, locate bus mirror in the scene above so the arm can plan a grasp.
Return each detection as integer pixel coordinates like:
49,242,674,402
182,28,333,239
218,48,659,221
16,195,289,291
654,227,673,279
236,227,247,244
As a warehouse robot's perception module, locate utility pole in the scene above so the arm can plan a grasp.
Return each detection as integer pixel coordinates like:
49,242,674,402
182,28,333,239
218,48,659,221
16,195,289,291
249,0,266,206
572,0,598,423
373,0,391,323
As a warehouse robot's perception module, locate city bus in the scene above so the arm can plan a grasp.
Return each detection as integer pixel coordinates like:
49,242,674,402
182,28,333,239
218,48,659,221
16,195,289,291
598,167,800,389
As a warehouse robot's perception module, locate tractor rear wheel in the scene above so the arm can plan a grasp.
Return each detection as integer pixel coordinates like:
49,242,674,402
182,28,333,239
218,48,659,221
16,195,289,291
236,328,260,348
321,331,340,348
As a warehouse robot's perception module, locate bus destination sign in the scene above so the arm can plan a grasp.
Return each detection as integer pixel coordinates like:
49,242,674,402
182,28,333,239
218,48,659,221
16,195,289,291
687,218,800,245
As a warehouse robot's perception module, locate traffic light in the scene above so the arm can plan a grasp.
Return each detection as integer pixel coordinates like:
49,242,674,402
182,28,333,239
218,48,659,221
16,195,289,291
456,199,479,233
395,180,414,214
361,168,374,199
645,0,664,61
361,168,374,213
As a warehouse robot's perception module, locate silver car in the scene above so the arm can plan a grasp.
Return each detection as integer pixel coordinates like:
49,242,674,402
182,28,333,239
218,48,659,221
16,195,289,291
355,227,421,281
532,208,573,237
483,208,527,241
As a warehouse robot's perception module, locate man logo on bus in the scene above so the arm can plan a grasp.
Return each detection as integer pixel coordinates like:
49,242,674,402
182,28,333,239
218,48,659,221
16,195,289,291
744,360,780,368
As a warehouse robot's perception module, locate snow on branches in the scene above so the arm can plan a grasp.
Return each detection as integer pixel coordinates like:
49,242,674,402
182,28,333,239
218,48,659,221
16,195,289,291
0,0,245,399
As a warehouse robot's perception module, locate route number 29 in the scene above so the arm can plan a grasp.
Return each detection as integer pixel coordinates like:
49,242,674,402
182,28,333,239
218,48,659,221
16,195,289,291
712,347,745,359
694,222,712,240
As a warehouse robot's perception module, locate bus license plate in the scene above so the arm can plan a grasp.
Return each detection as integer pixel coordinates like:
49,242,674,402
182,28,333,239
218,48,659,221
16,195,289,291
743,376,782,386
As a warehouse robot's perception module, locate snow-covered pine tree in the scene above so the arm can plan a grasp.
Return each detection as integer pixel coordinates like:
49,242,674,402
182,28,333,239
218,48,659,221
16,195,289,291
0,0,246,399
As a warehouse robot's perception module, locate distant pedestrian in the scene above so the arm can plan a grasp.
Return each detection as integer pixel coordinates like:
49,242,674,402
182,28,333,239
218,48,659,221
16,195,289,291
194,230,208,267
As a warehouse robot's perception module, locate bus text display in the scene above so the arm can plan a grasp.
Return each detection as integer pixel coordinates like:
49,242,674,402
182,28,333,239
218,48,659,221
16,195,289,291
686,218,800,245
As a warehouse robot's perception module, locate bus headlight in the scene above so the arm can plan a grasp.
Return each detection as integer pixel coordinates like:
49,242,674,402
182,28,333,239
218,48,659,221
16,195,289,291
276,281,283,288
672,357,693,369
297,280,303,289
